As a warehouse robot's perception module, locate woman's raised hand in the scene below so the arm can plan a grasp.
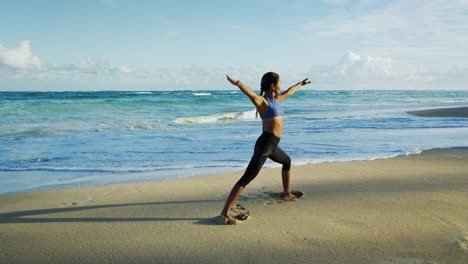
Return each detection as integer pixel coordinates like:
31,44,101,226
299,78,311,86
226,75,240,86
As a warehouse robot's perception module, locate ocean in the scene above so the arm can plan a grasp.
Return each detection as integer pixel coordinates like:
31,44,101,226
1,90,468,194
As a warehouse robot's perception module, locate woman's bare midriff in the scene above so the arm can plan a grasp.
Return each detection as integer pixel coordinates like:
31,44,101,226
262,116,283,138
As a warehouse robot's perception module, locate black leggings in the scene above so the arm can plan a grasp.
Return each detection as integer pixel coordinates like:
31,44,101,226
236,132,291,187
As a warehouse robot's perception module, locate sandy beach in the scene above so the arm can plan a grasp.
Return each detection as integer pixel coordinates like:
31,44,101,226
1,147,467,264
3,1,468,262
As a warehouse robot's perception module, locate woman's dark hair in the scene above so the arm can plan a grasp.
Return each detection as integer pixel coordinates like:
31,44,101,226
256,72,280,118
260,72,280,96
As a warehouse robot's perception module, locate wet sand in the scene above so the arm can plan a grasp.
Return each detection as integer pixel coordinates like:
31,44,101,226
407,107,468,118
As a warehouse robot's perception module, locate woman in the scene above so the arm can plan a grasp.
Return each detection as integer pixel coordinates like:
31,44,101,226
216,72,311,225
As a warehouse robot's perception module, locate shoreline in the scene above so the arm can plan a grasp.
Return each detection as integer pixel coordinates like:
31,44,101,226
2,146,467,196
1,147,467,263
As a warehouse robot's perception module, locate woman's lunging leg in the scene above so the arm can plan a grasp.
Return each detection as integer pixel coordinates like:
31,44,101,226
269,146,298,200
221,184,244,217
221,153,269,218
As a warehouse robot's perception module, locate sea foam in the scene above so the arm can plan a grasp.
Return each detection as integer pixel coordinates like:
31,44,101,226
174,109,257,124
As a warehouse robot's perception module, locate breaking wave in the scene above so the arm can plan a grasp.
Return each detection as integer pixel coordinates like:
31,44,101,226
175,109,257,124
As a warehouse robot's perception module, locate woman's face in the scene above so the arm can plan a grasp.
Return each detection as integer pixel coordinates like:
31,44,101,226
271,79,282,94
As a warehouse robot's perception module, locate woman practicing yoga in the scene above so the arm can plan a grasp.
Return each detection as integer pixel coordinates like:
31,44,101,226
216,72,311,225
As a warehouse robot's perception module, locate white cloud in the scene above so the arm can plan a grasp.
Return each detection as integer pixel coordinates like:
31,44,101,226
0,40,41,70
309,1,468,37
117,64,133,74
337,51,392,78
49,59,134,78
1,39,466,90
0,40,136,80
311,51,395,81
305,0,468,65
145,65,259,90
308,50,468,90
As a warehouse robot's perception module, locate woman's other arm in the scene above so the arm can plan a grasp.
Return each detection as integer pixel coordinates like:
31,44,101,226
277,78,311,102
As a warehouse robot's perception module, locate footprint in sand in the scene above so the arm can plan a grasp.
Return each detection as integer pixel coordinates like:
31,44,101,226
455,233,468,251
244,187,304,205
234,204,245,211
264,189,304,204
62,195,95,207
381,257,436,264
229,204,250,221
65,201,78,206
218,187,304,206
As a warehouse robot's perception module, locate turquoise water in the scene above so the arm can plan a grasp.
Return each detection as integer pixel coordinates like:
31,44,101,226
1,90,468,194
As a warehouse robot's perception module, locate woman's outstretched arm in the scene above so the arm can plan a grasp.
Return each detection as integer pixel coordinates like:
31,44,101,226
277,78,311,102
226,75,266,110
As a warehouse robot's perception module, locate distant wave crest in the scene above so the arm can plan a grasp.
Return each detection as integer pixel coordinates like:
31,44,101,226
124,91,153,95
192,92,211,96
2,121,165,140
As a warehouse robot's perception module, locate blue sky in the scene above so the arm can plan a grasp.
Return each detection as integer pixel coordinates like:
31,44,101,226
1,0,468,91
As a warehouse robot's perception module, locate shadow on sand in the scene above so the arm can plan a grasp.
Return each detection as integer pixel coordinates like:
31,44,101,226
0,199,225,225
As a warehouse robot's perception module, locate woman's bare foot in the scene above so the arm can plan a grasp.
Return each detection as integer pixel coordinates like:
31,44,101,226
213,214,245,225
282,191,304,201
